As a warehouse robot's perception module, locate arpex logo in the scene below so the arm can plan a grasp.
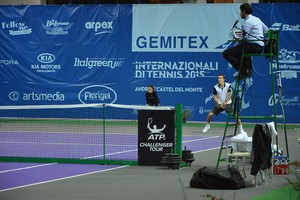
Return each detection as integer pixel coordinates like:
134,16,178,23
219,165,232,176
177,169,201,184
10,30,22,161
78,85,117,104
85,21,113,35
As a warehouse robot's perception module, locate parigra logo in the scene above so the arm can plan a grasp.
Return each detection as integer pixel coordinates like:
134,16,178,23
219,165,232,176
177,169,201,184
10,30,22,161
78,85,117,104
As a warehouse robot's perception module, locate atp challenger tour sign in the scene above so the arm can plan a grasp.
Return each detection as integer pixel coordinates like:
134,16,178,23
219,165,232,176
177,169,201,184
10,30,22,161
138,110,175,165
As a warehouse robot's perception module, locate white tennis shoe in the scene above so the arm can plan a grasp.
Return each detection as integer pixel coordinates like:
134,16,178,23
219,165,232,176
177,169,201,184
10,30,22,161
202,124,210,133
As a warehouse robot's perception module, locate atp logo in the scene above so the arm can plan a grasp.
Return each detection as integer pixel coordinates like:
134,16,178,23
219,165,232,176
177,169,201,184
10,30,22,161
147,117,166,141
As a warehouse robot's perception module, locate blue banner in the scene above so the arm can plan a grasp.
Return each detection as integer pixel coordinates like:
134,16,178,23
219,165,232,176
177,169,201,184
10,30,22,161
0,4,299,123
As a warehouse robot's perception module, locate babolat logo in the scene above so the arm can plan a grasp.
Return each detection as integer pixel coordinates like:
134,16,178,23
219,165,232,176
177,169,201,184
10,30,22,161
269,23,282,31
42,19,73,35
85,21,113,35
37,53,55,63
78,85,117,104
270,23,300,31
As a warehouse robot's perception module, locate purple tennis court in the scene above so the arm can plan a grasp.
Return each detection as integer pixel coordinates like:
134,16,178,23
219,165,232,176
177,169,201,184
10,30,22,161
0,131,221,160
0,132,138,160
0,135,222,192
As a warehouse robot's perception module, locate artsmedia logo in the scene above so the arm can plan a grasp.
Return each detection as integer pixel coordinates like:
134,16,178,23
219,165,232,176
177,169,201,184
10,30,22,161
78,85,117,104
8,91,65,102
85,21,113,35
9,91,20,101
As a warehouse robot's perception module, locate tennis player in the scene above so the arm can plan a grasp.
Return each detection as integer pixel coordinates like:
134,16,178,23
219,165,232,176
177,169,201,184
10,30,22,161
202,74,245,134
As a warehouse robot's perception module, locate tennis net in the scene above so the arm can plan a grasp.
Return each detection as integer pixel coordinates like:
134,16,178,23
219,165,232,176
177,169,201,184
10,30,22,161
0,103,178,165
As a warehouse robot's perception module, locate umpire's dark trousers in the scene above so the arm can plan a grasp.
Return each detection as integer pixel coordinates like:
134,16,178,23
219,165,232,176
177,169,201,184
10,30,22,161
223,42,263,71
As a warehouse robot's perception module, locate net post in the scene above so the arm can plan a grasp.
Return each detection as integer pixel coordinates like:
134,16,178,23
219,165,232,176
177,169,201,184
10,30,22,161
175,103,183,158
102,104,106,160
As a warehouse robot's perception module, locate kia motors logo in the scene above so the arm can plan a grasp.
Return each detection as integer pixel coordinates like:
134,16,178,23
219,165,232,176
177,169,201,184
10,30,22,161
37,53,55,64
78,85,117,104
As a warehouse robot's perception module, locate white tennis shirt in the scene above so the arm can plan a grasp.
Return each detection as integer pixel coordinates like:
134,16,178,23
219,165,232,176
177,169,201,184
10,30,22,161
213,83,232,104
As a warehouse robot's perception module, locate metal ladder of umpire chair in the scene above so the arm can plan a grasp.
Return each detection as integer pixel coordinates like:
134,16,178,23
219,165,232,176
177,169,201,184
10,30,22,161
216,30,289,170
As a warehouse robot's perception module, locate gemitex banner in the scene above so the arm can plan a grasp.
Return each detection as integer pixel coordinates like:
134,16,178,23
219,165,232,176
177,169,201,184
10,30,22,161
0,4,299,123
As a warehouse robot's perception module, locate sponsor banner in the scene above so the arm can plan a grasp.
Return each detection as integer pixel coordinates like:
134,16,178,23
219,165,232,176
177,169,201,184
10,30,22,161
132,4,240,52
0,4,132,107
0,4,299,123
251,4,300,122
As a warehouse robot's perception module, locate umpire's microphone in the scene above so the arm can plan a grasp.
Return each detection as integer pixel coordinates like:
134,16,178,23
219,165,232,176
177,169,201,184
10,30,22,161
231,20,239,31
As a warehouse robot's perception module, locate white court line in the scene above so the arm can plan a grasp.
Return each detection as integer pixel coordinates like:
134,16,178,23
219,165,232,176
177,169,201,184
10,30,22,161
84,149,137,159
0,165,128,192
0,148,137,174
0,163,57,174
192,147,221,154
0,141,136,147
182,136,221,143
